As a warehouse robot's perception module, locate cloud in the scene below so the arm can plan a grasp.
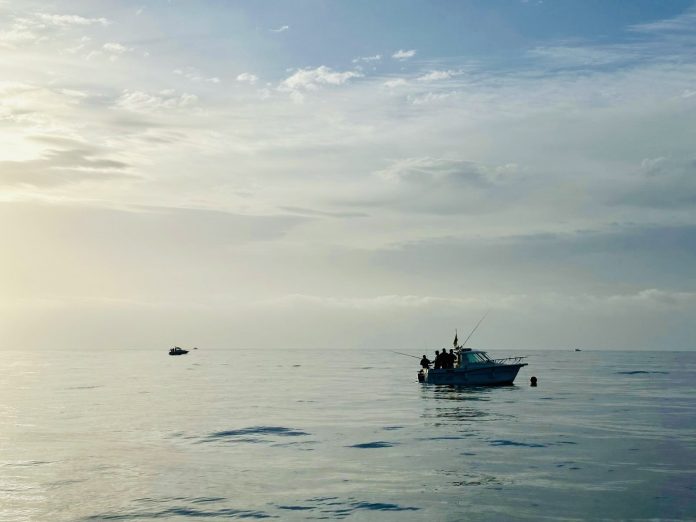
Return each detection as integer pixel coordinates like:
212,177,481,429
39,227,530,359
270,25,289,33
352,54,382,64
410,91,458,104
372,224,696,297
0,11,110,48
629,7,696,34
173,67,221,83
100,42,135,61
279,66,362,94
334,157,520,215
262,288,696,312
280,206,368,218
417,70,460,82
0,145,132,187
527,45,638,68
383,78,408,88
103,42,129,54
609,156,696,209
236,72,258,85
65,35,91,54
392,49,416,60
114,89,198,112
376,157,493,186
35,13,109,27
529,8,696,72
264,293,474,310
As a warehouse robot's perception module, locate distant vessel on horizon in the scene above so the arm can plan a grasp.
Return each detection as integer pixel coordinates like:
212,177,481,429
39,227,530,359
169,346,189,356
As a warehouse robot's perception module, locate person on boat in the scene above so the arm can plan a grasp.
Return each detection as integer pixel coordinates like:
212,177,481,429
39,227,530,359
433,350,441,369
420,355,431,369
448,349,457,368
438,349,448,369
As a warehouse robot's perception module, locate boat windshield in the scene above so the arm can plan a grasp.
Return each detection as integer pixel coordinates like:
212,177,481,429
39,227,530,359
463,352,491,364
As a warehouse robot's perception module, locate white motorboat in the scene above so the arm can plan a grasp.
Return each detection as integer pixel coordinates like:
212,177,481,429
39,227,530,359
418,348,527,385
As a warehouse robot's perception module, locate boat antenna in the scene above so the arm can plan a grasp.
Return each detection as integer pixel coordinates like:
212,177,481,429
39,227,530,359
461,311,490,348
389,350,421,360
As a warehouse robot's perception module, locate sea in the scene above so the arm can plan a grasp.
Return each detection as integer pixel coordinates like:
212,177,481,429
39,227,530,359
1,348,695,521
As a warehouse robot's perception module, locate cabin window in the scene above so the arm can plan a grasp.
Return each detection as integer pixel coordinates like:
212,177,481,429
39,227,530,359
464,353,490,364
464,353,480,364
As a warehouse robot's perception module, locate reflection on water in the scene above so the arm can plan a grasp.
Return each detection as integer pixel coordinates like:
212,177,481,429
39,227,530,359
419,385,517,424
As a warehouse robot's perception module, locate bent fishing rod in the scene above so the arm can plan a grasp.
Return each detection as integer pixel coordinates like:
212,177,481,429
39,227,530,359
389,350,421,359
461,311,490,348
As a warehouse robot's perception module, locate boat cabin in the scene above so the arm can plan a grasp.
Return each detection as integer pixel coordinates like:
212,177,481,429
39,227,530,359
457,349,493,368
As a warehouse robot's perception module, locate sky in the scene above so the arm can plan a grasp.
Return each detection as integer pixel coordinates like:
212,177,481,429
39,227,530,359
1,0,695,351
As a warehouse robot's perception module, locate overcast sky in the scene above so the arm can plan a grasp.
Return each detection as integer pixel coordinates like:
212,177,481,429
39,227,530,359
1,0,695,350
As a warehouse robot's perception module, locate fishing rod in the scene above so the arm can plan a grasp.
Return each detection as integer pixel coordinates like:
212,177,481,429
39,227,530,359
390,350,421,359
461,311,490,348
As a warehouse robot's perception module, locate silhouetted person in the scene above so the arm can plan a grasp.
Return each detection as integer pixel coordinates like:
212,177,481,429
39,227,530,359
433,350,441,369
420,355,431,369
530,376,538,387
448,349,457,368
441,349,450,369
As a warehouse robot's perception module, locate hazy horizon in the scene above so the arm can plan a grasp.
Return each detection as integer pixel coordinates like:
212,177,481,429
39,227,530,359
2,0,696,351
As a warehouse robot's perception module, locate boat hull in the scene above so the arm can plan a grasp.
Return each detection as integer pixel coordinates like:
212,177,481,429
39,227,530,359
421,364,526,386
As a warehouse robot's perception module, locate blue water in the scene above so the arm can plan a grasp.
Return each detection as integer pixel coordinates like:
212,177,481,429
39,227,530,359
1,349,695,521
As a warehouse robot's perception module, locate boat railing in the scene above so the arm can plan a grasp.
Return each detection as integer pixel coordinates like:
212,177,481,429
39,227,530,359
490,356,526,365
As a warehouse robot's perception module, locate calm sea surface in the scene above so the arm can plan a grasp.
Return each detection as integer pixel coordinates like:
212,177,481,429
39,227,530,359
1,349,695,521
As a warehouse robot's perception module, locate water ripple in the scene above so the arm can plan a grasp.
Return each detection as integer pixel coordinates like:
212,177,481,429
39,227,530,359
84,507,272,520
199,426,310,444
489,439,547,448
615,371,669,375
294,497,419,519
348,441,396,449
85,497,273,520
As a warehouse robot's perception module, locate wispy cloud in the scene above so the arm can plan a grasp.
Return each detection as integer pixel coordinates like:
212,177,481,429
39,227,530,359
114,89,198,113
629,6,696,34
270,25,289,33
279,66,363,102
417,70,461,81
174,67,221,83
236,72,258,85
0,143,131,187
35,13,109,27
383,78,408,88
392,49,416,60
352,54,381,64
0,11,109,48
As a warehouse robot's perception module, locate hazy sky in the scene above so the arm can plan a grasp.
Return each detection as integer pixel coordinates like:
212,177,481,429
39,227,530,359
2,0,695,350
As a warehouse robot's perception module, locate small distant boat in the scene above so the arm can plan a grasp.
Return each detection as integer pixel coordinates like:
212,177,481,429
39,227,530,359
169,346,189,356
575,348,582,352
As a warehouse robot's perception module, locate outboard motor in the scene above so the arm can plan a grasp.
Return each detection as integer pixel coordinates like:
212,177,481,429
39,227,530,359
417,370,425,383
